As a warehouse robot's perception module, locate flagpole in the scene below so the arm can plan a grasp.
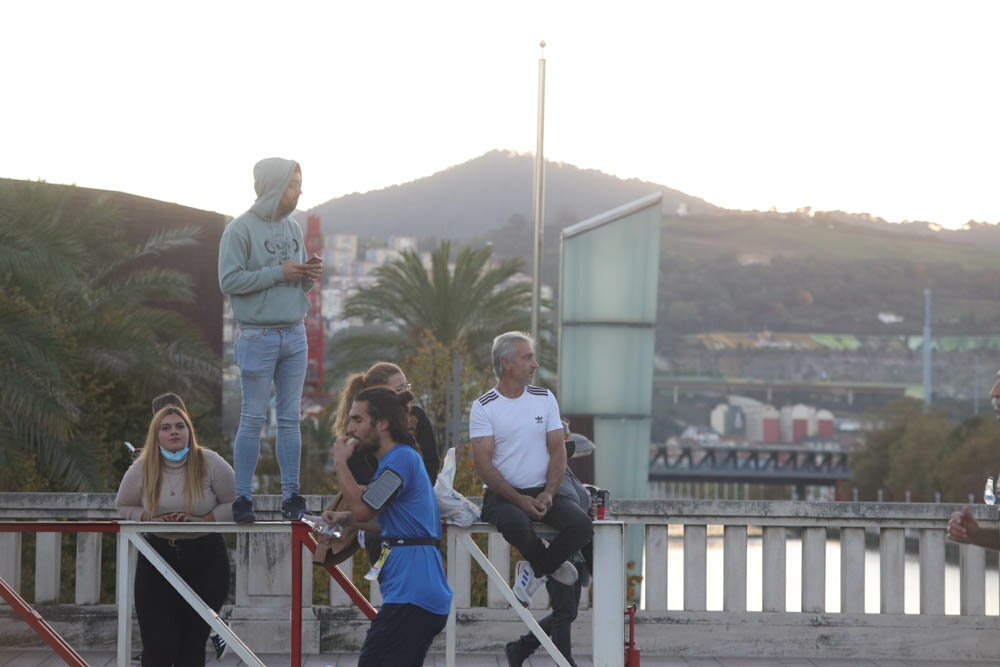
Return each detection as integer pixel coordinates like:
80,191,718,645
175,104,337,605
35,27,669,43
531,41,546,347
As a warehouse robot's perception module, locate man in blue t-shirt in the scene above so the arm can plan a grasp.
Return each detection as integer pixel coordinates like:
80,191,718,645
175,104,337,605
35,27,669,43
325,387,452,666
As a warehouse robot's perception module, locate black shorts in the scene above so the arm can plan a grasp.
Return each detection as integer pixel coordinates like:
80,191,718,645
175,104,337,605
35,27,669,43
358,602,448,667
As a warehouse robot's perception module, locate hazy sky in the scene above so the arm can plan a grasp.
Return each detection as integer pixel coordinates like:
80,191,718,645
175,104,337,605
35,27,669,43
3,1,999,229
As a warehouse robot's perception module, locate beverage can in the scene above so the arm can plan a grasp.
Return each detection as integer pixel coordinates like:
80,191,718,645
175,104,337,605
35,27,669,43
597,489,609,519
587,487,609,519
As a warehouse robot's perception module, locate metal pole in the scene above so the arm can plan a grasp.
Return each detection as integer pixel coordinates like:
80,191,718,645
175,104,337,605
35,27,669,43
291,525,304,667
923,288,932,406
531,41,547,345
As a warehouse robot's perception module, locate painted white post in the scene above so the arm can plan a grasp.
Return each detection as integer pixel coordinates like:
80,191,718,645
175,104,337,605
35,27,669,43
0,532,21,604
959,543,986,615
723,525,747,612
115,532,131,667
840,527,866,613
75,531,102,604
643,525,668,611
919,528,945,615
762,526,786,612
445,529,457,667
880,528,905,614
34,532,60,603
592,521,625,667
802,527,826,613
486,532,510,608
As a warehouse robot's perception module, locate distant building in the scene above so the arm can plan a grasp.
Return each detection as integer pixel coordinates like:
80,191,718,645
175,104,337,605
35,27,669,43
325,233,358,274
387,235,416,252
365,247,401,265
780,404,812,443
713,396,833,446
745,403,780,443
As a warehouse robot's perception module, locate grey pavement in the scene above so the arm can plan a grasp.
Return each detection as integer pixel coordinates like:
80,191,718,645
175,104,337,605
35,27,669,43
0,652,996,666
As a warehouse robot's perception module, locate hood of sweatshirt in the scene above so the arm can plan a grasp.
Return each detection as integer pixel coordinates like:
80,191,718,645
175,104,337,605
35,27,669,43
249,157,299,222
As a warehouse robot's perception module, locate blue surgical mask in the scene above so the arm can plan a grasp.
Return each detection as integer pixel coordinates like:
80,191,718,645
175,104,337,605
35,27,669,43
159,446,189,462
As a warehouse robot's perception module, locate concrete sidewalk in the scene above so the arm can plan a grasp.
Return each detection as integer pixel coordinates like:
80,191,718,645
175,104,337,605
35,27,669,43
0,651,995,666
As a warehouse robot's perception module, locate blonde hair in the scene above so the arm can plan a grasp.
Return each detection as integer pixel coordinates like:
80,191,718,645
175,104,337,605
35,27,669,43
139,407,206,514
333,362,404,436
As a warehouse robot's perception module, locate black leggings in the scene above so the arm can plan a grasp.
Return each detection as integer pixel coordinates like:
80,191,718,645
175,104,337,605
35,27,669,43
135,533,230,667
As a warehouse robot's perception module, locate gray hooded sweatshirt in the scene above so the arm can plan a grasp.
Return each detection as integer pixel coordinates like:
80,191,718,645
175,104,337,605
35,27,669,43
218,157,313,327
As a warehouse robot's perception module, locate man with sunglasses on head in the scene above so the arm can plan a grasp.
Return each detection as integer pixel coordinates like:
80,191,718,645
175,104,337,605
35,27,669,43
947,372,1000,550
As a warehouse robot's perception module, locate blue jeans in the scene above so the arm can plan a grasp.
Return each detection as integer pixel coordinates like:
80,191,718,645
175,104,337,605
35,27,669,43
233,323,307,499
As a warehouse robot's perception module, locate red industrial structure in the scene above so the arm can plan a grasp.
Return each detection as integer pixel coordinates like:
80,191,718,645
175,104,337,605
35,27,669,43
303,215,324,412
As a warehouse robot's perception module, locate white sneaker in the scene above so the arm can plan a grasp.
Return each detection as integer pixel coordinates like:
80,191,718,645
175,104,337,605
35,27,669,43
512,561,546,607
550,560,579,586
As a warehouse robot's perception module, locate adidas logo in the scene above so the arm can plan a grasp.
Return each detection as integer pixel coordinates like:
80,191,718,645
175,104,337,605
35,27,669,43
535,416,543,423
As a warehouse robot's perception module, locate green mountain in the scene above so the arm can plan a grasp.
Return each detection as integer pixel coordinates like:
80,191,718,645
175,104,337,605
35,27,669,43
305,149,717,240
305,149,1000,338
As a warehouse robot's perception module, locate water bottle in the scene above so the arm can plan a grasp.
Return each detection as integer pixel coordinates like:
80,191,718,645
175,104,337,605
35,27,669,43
984,477,995,506
296,512,343,538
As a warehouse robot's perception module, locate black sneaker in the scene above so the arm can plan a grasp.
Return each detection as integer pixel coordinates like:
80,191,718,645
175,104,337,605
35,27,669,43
505,640,527,667
232,496,256,524
210,630,228,660
281,493,306,519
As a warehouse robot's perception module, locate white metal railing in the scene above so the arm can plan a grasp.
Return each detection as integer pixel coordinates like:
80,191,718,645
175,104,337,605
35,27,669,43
445,521,625,667
2,493,999,661
115,522,290,667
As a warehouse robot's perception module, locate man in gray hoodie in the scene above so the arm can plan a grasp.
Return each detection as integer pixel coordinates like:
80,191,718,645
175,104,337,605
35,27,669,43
218,157,323,523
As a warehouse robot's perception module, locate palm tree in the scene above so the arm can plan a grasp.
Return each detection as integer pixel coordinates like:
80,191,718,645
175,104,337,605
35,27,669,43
0,180,220,491
333,241,535,373
329,241,552,449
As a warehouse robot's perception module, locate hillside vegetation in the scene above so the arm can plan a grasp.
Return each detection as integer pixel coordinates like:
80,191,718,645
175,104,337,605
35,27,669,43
305,149,1000,339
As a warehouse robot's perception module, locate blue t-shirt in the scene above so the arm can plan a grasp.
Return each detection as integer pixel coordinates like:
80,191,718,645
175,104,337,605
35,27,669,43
372,444,453,615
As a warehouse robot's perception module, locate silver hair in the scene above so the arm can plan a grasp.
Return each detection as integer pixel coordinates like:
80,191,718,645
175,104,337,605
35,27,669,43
491,331,534,379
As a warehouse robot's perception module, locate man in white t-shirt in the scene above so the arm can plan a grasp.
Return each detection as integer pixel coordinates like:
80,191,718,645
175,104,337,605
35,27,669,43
469,332,594,613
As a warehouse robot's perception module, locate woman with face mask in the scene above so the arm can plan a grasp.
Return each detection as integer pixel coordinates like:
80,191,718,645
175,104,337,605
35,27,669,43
116,406,236,667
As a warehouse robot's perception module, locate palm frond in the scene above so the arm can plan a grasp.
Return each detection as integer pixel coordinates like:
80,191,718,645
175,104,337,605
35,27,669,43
90,226,201,287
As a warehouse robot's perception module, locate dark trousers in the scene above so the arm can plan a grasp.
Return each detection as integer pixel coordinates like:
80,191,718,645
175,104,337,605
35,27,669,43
135,534,230,667
358,602,448,667
514,578,582,666
481,487,593,577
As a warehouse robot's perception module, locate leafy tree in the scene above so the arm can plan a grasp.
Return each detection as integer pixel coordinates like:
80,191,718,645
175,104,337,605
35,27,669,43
402,334,492,457
938,415,1000,503
851,398,1000,502
0,180,220,491
328,240,552,483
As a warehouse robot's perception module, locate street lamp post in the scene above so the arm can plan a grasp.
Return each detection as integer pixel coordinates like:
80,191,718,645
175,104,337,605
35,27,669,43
531,41,546,347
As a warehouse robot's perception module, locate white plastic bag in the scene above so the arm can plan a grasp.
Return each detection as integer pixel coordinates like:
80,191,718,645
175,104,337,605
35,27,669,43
434,447,480,527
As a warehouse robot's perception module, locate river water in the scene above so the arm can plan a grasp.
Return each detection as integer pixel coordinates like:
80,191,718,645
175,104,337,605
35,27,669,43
647,535,999,614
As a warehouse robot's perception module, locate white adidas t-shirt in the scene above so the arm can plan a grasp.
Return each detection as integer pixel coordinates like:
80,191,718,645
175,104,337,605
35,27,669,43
468,385,562,489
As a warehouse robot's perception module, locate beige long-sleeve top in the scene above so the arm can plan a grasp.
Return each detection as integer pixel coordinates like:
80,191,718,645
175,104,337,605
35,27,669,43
115,449,236,538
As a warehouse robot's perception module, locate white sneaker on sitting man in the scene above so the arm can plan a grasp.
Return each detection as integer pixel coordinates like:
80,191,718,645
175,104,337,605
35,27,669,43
512,559,578,607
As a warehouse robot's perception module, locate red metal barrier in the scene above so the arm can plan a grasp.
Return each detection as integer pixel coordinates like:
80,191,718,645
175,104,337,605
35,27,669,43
625,603,640,666
2,519,378,666
0,521,119,666
295,526,378,621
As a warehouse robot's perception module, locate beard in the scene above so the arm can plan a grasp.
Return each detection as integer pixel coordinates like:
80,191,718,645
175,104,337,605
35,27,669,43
358,435,380,456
